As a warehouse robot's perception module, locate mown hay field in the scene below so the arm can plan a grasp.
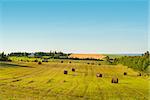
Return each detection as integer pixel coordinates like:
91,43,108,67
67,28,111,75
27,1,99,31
69,54,106,59
0,61,149,100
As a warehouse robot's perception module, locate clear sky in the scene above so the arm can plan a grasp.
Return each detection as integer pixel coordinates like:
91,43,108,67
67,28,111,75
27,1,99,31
0,0,148,54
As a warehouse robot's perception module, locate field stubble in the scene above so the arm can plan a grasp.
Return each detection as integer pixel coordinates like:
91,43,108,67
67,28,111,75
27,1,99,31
0,61,149,100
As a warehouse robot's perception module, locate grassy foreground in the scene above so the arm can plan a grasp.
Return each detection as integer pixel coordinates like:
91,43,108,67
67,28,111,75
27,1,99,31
0,61,149,100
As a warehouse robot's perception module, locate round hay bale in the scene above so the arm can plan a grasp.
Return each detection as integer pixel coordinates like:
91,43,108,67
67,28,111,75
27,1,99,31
124,72,127,75
96,73,99,77
99,74,102,77
87,63,90,64
61,61,64,63
64,70,68,74
38,61,42,65
137,73,142,76
98,63,101,65
96,73,102,77
69,61,72,63
72,68,75,72
34,59,38,62
111,77,118,83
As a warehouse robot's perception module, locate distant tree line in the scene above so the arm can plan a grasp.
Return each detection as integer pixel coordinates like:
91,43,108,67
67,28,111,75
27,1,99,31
8,51,70,59
0,52,9,61
34,51,69,59
113,51,150,71
8,52,29,57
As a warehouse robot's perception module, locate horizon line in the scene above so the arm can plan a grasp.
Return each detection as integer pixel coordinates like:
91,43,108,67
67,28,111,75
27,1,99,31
0,50,146,54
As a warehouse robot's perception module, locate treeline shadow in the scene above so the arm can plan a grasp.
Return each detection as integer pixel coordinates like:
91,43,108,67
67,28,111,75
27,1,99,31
0,62,34,68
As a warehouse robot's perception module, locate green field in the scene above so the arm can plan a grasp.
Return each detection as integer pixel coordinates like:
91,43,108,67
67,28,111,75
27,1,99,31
0,61,149,100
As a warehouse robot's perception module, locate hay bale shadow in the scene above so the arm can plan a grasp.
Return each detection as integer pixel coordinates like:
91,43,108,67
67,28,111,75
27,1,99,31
12,79,22,82
47,79,54,83
38,61,42,65
72,73,78,76
76,71,86,73
28,80,34,84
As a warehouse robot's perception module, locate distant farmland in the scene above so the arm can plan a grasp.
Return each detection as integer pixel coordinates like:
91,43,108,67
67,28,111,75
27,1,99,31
69,54,106,59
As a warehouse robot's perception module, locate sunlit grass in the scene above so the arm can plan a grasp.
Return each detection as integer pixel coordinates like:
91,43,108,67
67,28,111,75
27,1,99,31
0,61,149,100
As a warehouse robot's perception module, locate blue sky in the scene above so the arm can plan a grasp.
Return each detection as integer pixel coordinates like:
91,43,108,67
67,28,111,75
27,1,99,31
0,0,148,53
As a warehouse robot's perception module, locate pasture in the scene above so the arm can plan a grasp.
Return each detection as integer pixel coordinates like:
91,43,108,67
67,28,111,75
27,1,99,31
0,61,149,100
